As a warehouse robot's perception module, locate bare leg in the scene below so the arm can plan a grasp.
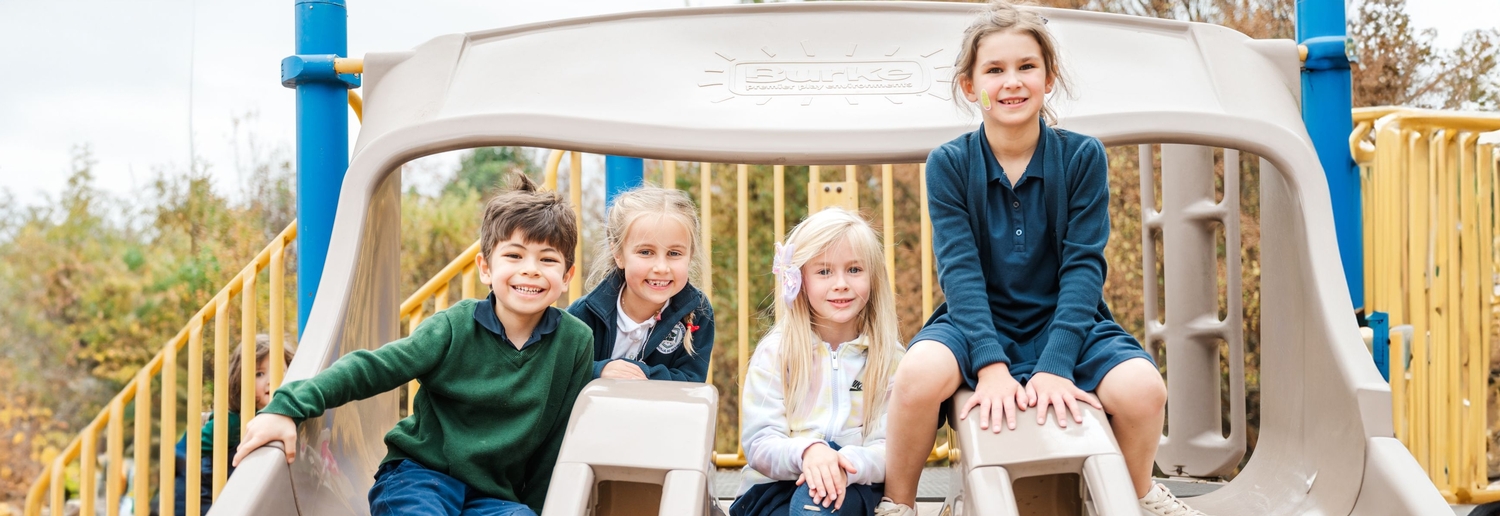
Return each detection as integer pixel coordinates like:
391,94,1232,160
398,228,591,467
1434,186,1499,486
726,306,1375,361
883,341,963,506
1095,357,1168,498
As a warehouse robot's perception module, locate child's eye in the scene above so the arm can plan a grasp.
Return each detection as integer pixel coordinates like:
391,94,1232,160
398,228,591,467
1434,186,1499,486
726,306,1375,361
815,268,832,276
502,252,522,259
542,256,561,264
668,250,684,258
638,249,653,256
848,267,863,274
987,67,1001,74
1020,63,1037,70
255,371,266,379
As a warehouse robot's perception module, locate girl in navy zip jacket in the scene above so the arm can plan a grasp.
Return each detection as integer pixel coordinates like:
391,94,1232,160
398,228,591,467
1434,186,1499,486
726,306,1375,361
875,3,1203,516
568,186,714,382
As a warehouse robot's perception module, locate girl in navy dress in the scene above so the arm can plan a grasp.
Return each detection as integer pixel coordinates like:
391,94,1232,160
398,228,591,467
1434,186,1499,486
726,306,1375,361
875,3,1204,515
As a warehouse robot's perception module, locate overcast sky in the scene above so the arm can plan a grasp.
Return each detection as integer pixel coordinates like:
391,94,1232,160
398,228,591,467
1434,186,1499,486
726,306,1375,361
0,0,1493,209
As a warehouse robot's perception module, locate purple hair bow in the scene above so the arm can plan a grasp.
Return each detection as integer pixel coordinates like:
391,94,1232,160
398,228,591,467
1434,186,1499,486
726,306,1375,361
772,242,801,305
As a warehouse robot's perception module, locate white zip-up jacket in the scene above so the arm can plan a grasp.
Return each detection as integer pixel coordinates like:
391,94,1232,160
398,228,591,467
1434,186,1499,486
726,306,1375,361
736,330,902,495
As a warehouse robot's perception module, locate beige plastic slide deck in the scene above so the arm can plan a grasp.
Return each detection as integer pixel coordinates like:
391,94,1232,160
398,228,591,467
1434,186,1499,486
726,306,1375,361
211,2,1449,515
948,391,1139,515
541,379,720,516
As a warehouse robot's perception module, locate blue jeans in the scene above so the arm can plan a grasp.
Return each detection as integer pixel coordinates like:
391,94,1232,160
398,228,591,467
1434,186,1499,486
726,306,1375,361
789,482,842,515
368,460,537,516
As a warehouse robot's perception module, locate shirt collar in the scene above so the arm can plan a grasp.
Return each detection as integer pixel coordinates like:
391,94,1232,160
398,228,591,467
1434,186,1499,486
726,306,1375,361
615,291,663,334
980,119,1048,186
474,291,561,349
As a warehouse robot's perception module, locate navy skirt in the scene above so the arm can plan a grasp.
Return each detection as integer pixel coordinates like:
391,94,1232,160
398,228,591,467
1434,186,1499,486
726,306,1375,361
911,306,1154,393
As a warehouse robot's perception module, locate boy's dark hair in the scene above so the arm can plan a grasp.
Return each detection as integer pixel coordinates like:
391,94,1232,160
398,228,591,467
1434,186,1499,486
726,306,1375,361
480,172,579,270
227,334,297,413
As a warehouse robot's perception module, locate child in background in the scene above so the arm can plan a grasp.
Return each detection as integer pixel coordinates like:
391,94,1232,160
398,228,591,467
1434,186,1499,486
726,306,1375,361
232,172,594,516
731,208,905,516
169,335,295,516
569,186,715,382
876,3,1198,515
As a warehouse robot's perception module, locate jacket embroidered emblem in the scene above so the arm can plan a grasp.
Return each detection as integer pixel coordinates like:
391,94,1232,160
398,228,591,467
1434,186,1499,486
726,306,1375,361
657,322,687,354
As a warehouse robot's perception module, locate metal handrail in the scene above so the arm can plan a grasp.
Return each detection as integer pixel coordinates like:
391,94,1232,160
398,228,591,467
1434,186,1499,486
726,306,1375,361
1355,106,1500,503
24,223,297,516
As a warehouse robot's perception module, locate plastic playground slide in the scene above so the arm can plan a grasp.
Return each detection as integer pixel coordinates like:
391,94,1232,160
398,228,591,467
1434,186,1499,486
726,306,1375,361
213,3,1449,514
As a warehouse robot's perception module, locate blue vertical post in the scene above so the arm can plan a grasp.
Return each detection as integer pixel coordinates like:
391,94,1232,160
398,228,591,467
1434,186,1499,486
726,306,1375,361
1297,0,1362,310
1368,312,1390,381
283,0,359,335
605,156,645,206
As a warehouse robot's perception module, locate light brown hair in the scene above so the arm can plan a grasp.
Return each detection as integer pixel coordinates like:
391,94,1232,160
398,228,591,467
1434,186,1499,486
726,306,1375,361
952,0,1071,125
479,172,579,270
227,335,296,413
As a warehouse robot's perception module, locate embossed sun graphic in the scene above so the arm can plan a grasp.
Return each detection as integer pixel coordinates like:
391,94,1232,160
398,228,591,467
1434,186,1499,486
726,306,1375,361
699,40,953,106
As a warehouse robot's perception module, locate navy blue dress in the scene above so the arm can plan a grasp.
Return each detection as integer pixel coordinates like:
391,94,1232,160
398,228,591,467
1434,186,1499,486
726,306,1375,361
914,120,1151,392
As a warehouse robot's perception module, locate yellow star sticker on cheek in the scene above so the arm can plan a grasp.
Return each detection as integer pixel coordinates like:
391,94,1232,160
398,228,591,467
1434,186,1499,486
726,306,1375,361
980,88,993,111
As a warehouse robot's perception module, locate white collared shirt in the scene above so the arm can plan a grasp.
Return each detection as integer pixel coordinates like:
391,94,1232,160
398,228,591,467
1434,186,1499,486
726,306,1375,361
610,292,663,361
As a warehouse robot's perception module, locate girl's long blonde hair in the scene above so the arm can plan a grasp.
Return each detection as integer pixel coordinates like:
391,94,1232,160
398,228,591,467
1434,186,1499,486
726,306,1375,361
588,185,704,355
773,208,902,436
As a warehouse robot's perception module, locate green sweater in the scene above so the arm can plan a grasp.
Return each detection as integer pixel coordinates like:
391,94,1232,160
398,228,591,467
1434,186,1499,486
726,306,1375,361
262,299,593,511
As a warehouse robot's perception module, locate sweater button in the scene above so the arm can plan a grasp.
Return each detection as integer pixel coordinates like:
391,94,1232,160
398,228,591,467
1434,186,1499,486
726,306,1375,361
1012,201,1020,208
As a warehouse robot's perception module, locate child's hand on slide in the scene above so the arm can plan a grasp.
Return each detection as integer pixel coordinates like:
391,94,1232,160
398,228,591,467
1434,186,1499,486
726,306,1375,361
797,443,856,510
1024,372,1102,428
232,413,298,466
963,362,1031,433
600,360,647,380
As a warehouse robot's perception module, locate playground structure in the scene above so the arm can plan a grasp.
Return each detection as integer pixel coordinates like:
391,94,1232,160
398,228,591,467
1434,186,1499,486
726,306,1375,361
1352,107,1500,503
24,1,1500,515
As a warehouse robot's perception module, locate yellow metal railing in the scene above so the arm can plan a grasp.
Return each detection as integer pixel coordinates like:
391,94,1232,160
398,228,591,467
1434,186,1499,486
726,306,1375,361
1354,107,1500,503
24,223,297,516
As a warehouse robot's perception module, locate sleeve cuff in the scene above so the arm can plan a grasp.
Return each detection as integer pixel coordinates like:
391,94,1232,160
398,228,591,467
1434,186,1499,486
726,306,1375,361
1033,330,1085,382
968,341,1011,372
591,359,609,379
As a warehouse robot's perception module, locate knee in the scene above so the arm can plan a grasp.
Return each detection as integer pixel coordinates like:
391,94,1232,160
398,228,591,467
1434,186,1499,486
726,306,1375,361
1101,364,1166,419
893,341,960,405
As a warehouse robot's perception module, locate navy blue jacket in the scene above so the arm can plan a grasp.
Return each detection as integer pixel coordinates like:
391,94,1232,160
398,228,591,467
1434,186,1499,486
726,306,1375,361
924,120,1117,381
568,271,714,382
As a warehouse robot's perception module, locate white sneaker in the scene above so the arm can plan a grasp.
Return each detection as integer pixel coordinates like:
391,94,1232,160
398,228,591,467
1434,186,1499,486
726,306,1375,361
874,497,916,516
1138,482,1208,516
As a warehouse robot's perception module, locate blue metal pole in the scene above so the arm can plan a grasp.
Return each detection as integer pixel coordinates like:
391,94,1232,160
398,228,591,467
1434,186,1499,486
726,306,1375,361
1297,0,1362,310
285,0,358,336
605,156,645,206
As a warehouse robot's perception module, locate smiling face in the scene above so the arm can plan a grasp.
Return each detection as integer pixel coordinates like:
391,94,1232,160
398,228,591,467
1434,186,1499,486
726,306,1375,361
962,29,1054,129
614,215,693,323
476,230,574,316
800,236,871,345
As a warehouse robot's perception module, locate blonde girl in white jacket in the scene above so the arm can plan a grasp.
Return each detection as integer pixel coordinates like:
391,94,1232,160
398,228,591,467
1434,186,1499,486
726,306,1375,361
730,207,905,516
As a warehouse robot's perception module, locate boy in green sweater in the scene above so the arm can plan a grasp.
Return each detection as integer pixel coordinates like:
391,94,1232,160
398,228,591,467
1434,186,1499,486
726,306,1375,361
232,173,594,516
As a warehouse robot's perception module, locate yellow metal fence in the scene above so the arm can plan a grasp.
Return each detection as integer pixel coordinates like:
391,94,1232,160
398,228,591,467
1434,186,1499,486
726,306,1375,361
1354,107,1500,503
24,223,296,516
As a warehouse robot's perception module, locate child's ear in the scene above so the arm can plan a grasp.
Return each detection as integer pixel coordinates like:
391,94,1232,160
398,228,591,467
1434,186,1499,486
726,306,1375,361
562,265,576,291
1044,73,1055,95
959,75,977,102
475,251,492,284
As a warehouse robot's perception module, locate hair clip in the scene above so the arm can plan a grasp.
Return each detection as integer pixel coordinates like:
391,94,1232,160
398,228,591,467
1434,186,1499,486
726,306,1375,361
771,242,802,305
1040,15,1050,24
